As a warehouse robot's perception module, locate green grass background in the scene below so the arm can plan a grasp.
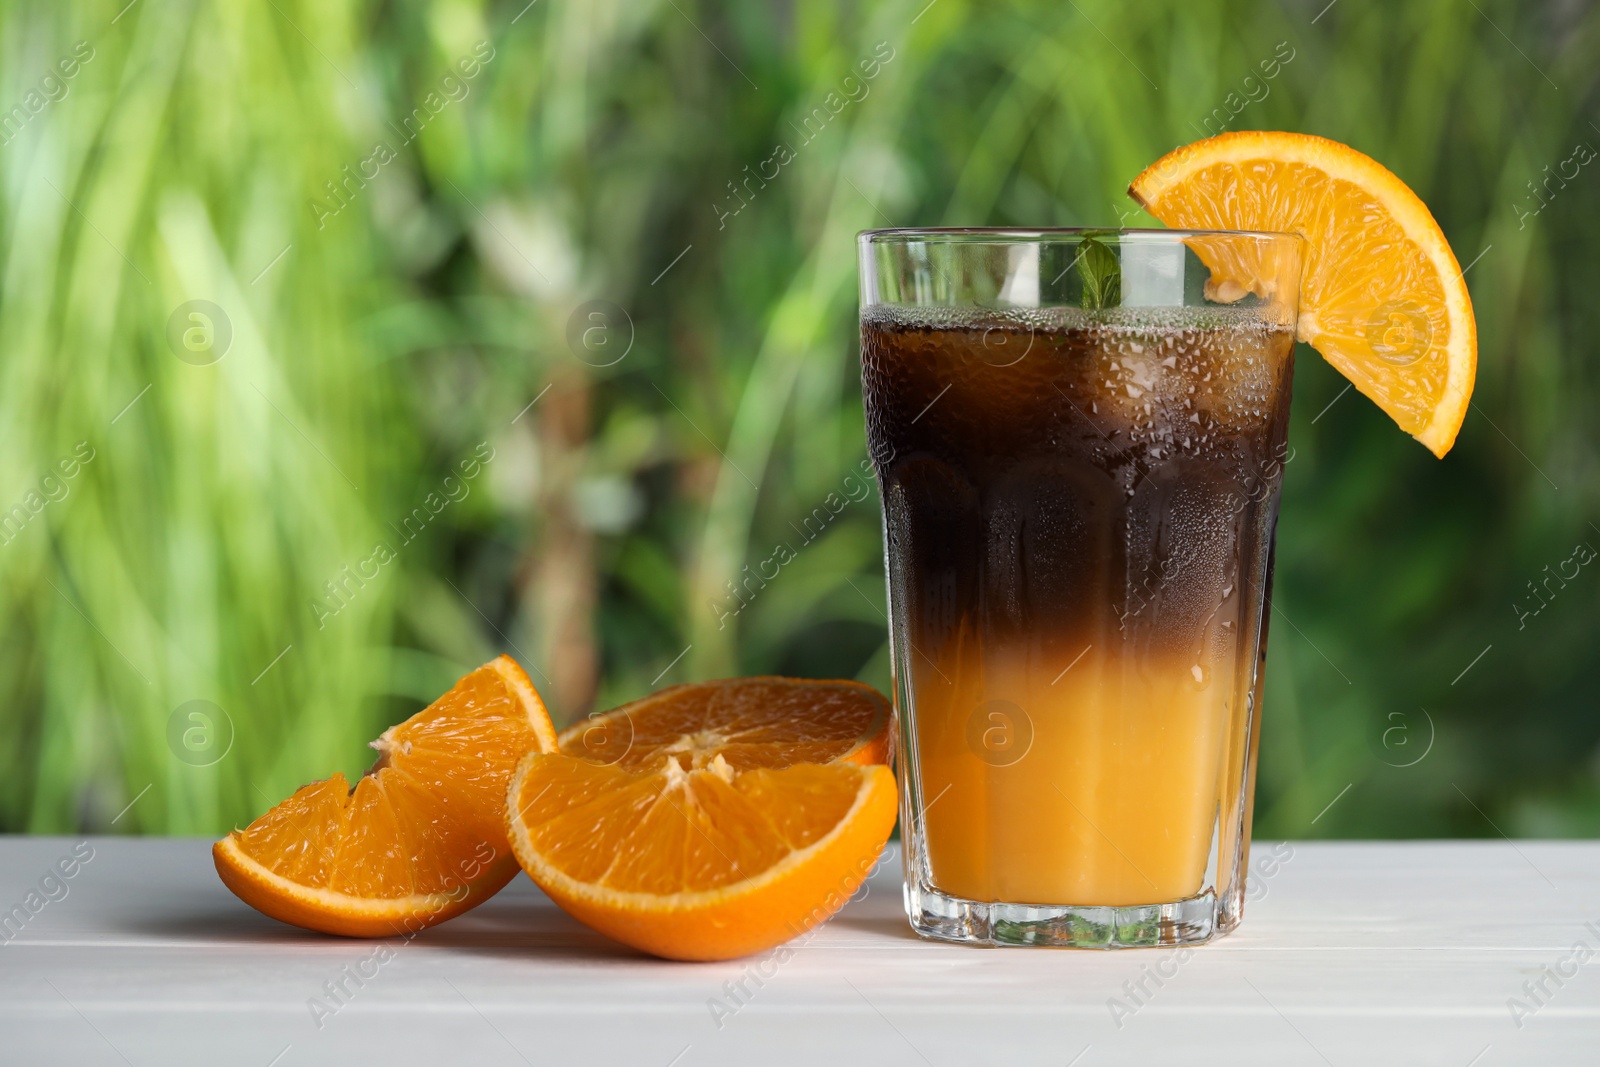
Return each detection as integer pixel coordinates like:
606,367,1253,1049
0,0,1595,839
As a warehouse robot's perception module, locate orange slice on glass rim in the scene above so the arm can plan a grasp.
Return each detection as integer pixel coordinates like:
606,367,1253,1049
506,677,897,961
214,655,557,937
1129,131,1477,457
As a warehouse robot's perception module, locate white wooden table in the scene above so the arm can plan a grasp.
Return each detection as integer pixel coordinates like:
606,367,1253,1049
1,837,1596,1065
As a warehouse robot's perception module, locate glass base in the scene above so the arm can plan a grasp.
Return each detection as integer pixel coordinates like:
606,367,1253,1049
904,876,1229,949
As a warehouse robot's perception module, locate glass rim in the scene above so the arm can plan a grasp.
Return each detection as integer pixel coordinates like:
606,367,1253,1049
858,226,1304,244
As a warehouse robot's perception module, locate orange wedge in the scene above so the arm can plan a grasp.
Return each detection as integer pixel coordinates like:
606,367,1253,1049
1128,131,1477,458
559,676,891,769
509,677,898,961
214,655,557,937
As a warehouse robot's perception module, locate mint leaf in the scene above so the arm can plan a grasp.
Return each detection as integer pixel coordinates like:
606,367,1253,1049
1076,236,1121,310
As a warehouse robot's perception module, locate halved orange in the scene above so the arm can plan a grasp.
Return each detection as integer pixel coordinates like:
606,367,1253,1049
1129,131,1477,457
214,655,558,937
509,677,898,961
559,676,891,770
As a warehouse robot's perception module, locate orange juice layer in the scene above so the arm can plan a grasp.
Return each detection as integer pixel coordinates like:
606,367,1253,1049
909,643,1250,907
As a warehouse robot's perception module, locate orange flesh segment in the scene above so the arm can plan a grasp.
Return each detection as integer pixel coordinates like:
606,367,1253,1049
515,757,863,894
558,676,890,772
1129,131,1476,457
215,656,556,934
513,676,899,960
506,751,897,960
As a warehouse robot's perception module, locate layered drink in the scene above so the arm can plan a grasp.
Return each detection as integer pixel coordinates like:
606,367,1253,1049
862,298,1294,923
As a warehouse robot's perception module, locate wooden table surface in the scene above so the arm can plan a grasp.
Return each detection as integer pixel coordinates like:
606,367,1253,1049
1,836,1596,1065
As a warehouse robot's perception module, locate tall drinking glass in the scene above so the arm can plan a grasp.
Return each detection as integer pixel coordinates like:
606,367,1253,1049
859,229,1304,947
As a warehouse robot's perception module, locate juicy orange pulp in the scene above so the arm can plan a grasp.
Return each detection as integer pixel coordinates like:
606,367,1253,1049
214,655,557,937
508,677,898,961
561,676,891,769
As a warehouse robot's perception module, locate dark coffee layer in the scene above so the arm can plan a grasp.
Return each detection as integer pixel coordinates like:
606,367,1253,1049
862,307,1294,661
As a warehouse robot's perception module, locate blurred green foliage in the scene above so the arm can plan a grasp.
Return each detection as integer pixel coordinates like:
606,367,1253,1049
1,0,1595,839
